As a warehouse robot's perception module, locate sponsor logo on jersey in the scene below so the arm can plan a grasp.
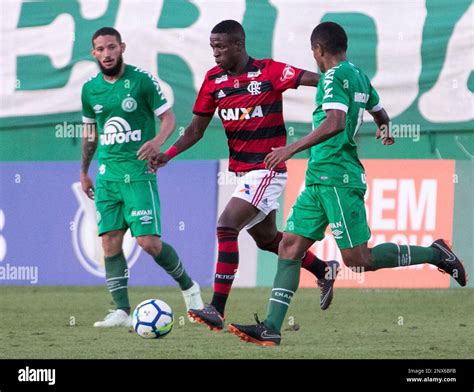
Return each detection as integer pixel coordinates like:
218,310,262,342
247,70,262,78
220,105,264,121
93,104,103,114
131,209,152,217
215,75,228,84
247,81,262,95
100,117,142,145
354,92,369,103
280,65,295,82
323,68,336,99
121,96,137,112
217,90,226,99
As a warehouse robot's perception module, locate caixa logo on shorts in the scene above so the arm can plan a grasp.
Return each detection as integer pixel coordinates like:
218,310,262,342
71,182,141,277
100,117,142,145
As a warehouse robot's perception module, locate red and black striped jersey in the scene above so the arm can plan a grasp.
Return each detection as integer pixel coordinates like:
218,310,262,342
193,58,304,173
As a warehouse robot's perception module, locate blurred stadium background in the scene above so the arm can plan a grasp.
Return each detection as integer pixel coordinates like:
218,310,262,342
0,0,472,360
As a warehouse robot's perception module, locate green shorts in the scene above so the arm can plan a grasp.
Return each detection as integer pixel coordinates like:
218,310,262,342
285,184,370,249
95,179,161,237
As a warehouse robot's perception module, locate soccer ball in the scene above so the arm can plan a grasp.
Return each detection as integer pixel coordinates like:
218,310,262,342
132,299,174,339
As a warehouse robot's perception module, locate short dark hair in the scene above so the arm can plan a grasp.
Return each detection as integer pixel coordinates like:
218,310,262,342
310,22,347,54
211,20,245,42
92,27,122,47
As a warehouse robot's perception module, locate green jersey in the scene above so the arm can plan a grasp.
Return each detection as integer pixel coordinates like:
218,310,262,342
81,64,170,182
306,60,381,189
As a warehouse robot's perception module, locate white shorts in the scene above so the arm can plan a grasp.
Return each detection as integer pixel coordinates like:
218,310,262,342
231,169,288,229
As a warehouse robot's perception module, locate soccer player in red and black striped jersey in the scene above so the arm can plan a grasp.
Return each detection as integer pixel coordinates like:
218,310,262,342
152,20,339,330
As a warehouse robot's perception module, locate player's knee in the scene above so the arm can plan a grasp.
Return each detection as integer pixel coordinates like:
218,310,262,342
255,233,279,252
136,236,162,257
102,232,124,255
279,236,304,260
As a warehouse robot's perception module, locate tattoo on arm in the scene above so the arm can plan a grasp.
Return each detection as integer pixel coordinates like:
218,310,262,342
81,124,98,173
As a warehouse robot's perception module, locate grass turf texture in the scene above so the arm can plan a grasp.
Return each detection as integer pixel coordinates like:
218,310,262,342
1,287,472,359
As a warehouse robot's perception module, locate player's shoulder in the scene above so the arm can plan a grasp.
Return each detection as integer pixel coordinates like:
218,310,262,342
127,64,157,82
82,72,101,89
203,65,226,82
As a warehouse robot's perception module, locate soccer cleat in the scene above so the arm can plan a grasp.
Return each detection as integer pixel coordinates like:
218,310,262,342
182,281,204,322
93,309,132,328
432,239,468,287
317,260,340,310
228,314,281,346
188,303,225,331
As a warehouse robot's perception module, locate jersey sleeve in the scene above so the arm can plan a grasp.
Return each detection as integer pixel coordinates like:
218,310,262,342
321,70,350,113
366,83,383,112
266,59,304,92
192,77,217,116
81,84,96,123
143,74,171,117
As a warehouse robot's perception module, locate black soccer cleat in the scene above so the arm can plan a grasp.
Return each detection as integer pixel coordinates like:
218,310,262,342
317,260,340,310
431,239,468,287
188,304,225,331
228,314,281,346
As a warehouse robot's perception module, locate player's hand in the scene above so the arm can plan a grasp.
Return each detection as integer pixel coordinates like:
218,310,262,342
80,173,95,200
376,129,395,145
264,146,293,171
137,140,161,161
148,153,170,173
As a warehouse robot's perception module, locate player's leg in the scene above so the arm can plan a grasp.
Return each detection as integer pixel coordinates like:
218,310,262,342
325,186,467,286
94,180,132,327
229,185,329,345
135,235,203,311
125,180,204,314
247,210,339,310
228,232,314,346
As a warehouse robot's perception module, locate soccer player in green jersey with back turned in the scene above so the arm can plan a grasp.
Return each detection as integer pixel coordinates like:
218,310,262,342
228,22,467,346
80,27,203,327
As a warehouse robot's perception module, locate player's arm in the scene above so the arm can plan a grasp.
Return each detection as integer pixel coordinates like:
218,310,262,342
370,108,394,145
137,108,176,160
298,70,320,87
264,110,345,170
149,114,212,170
80,122,98,200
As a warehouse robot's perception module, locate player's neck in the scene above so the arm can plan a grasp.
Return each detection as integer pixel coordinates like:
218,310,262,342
325,53,347,71
103,63,126,82
227,54,250,76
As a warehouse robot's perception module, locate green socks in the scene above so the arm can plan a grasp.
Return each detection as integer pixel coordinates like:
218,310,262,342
264,258,301,332
153,242,193,290
371,243,441,270
104,251,130,310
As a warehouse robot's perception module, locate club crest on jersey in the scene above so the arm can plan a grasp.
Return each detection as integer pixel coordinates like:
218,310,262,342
100,117,142,145
280,65,295,82
247,81,262,95
121,96,137,112
220,105,263,121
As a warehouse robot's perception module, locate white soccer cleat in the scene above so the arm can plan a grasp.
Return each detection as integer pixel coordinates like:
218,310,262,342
182,281,204,322
93,309,132,328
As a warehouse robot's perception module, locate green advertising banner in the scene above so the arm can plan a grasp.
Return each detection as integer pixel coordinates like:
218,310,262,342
0,0,472,161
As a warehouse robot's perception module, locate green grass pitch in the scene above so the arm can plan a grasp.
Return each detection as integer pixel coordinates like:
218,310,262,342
1,286,472,359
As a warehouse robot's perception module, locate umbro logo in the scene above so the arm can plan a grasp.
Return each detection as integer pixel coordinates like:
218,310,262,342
93,104,103,113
